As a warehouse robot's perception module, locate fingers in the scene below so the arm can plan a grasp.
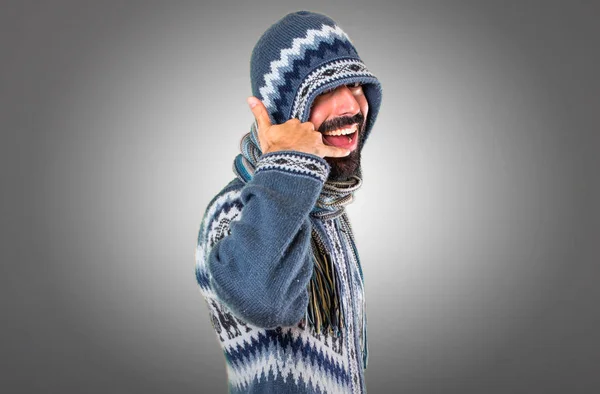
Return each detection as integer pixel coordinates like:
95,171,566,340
247,97,272,131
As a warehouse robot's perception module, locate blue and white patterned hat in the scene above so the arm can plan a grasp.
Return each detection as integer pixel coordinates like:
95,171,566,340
250,10,382,147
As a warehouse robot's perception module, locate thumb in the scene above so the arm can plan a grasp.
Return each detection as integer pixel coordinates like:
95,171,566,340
247,97,272,131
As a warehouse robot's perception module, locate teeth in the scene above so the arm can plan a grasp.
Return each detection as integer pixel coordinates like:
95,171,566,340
323,125,357,136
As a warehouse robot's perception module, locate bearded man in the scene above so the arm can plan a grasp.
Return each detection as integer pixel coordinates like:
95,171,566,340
195,10,382,393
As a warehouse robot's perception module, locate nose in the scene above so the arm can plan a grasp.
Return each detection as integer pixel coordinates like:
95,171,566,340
331,85,360,117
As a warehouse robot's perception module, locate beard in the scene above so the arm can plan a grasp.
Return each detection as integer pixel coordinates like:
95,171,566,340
318,112,364,181
324,148,361,181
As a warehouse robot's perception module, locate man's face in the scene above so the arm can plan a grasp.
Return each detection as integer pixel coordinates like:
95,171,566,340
308,83,369,181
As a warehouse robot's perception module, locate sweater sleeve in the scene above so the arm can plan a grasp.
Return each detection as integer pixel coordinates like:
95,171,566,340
200,151,330,329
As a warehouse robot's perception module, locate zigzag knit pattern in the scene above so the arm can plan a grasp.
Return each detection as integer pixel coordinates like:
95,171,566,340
257,29,358,124
258,23,352,110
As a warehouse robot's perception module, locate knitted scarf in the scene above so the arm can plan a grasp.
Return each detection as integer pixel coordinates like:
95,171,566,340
233,122,364,340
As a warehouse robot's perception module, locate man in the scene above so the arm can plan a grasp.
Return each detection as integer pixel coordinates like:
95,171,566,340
195,11,382,393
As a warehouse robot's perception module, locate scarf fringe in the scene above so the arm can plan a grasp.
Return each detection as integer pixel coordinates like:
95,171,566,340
306,230,345,336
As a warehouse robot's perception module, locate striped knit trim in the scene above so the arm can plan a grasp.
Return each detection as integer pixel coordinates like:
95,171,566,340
292,59,376,120
258,23,352,111
255,151,330,183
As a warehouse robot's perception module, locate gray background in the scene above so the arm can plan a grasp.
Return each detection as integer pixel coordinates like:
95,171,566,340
1,0,599,393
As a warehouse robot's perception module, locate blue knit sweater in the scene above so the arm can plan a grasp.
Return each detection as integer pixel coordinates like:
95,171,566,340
195,151,368,393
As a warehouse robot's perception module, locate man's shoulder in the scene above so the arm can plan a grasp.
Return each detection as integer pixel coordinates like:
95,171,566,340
198,177,245,247
205,177,245,216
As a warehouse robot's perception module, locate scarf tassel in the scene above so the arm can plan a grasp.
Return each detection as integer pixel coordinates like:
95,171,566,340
305,231,345,337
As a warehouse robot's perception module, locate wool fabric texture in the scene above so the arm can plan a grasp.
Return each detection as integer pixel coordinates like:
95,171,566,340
196,11,382,393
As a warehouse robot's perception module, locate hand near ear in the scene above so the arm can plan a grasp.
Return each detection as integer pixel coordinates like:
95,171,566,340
247,97,350,158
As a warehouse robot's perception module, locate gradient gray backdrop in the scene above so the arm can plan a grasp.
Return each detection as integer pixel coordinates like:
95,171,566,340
2,1,599,393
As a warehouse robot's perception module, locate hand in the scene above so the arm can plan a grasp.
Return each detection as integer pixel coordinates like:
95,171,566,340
247,97,350,158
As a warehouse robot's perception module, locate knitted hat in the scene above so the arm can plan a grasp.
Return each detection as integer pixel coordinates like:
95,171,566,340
250,10,382,149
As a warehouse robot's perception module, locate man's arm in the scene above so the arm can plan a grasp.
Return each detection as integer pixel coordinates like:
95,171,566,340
200,151,330,329
198,97,347,328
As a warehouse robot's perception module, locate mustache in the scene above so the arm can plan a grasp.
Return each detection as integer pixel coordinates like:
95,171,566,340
318,112,365,133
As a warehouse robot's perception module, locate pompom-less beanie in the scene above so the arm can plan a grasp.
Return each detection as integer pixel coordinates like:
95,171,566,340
250,10,382,146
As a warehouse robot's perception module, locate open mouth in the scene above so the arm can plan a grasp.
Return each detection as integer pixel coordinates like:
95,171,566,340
321,124,359,150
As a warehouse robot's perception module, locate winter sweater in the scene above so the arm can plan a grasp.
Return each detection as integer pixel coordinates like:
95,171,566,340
195,151,368,393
